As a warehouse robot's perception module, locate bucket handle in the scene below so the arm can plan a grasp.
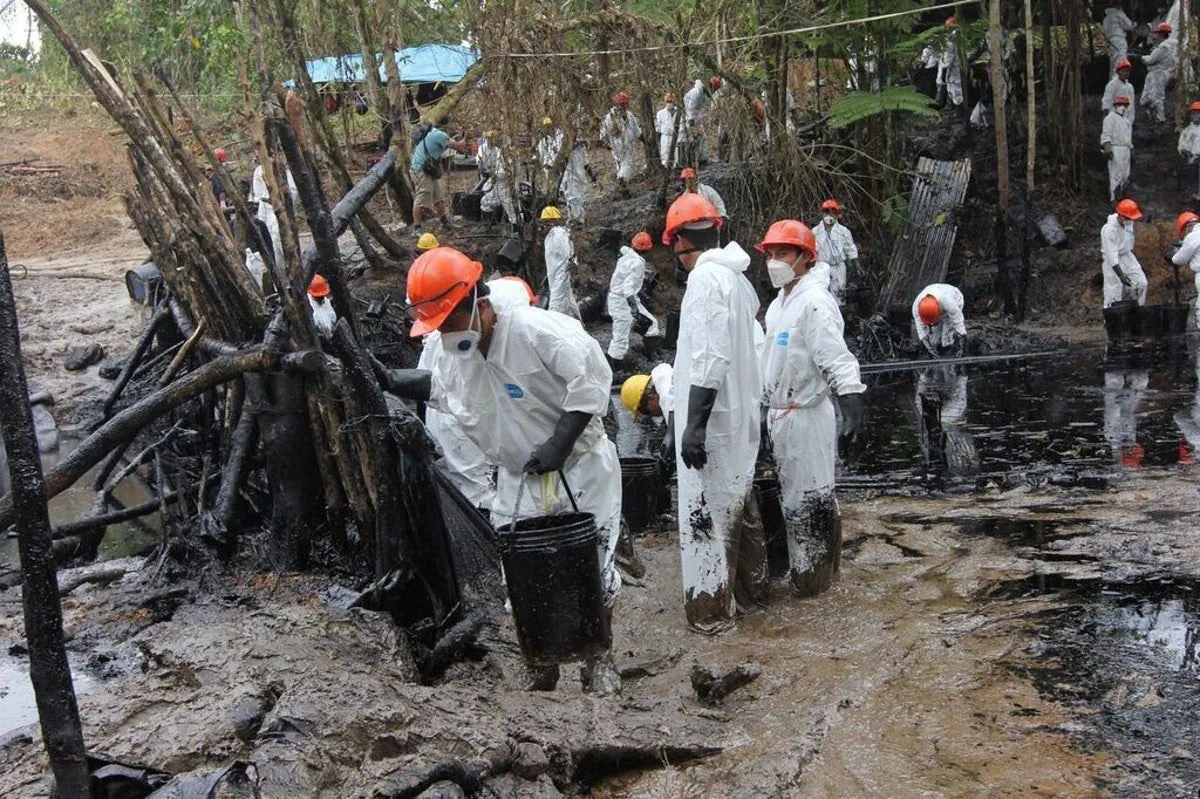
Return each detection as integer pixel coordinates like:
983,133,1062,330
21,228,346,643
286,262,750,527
505,469,581,534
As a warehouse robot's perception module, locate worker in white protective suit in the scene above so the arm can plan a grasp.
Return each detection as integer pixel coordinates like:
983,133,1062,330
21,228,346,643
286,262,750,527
1171,211,1200,327
1101,95,1134,203
1103,1,1137,75
1102,365,1149,469
620,364,675,421
683,78,712,162
1102,60,1137,125
654,93,682,168
679,168,727,219
249,156,299,271
385,247,623,695
663,192,766,634
1178,103,1200,199
813,198,860,305
1139,23,1177,124
477,131,517,226
757,220,865,596
599,92,642,197
416,276,536,510
559,141,596,225
306,275,337,338
913,284,968,357
607,231,660,365
1100,199,1149,308
536,118,564,188
539,206,581,319
937,17,964,107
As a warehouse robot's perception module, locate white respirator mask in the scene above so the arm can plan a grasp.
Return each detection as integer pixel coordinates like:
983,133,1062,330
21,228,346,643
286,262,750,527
1116,106,1127,116
441,290,482,358
767,258,797,288
822,214,836,226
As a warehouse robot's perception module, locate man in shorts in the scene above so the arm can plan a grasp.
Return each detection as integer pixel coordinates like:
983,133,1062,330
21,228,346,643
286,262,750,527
410,118,470,236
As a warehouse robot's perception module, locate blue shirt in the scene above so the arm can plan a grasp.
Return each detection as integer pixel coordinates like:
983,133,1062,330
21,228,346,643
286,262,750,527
411,128,451,170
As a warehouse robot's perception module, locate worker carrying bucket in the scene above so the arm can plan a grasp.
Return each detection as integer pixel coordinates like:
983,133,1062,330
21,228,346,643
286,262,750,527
382,246,623,695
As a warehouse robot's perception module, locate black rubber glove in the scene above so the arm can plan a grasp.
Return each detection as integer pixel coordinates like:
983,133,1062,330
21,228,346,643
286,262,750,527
383,368,432,402
759,404,770,447
681,385,718,470
627,296,639,316
524,410,591,474
838,392,866,444
951,331,967,358
660,412,676,478
1114,264,1133,287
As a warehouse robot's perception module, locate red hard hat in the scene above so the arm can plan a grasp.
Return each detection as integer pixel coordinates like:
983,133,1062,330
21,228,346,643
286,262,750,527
631,231,654,251
1116,198,1142,220
405,247,484,337
755,219,817,258
1113,94,1131,106
945,16,957,27
1155,22,1173,34
821,198,842,214
1178,212,1200,238
662,194,723,245
1190,101,1200,112
615,91,630,106
308,274,330,298
918,294,943,326
213,148,228,163
709,76,722,89
679,167,697,180
1116,58,1132,72
1121,443,1144,468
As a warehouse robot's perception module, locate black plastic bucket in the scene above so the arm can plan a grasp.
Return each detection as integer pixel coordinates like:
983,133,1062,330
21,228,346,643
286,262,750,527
500,512,611,666
1163,303,1190,336
642,334,662,361
665,311,681,349
125,262,163,306
620,456,660,535
1139,305,1165,339
1104,300,1136,342
754,475,789,577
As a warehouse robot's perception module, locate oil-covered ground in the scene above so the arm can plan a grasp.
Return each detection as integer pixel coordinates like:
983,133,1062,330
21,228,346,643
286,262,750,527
3,341,1200,797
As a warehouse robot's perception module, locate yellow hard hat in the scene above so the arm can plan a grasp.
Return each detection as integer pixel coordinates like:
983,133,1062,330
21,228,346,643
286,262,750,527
417,232,440,251
620,374,652,416
539,205,563,222
541,117,553,126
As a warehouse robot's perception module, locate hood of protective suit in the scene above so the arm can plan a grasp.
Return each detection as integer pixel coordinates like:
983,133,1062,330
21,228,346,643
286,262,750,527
619,245,640,260
695,241,752,274
803,261,832,291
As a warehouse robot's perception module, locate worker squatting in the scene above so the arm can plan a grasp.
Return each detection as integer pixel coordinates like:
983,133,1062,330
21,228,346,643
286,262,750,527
364,188,970,697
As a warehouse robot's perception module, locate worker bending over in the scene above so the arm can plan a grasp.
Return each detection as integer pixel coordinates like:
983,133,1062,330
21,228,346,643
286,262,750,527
1101,95,1133,203
680,168,727,220
664,194,766,634
385,247,622,695
607,232,659,367
1100,199,1148,308
540,206,581,319
813,199,860,305
758,220,865,595
1172,211,1200,327
621,364,674,422
913,284,967,357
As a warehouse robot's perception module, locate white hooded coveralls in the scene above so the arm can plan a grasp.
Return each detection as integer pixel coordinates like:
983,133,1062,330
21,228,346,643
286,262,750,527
683,80,710,158
937,31,963,107
1101,77,1137,125
673,242,763,633
607,247,660,360
250,165,299,271
537,129,563,170
814,221,859,304
1172,224,1200,326
654,105,680,167
650,362,674,416
1103,7,1137,74
1100,213,1148,307
428,305,622,605
478,139,517,223
419,279,534,510
560,145,590,223
761,265,865,585
1142,39,1177,123
307,295,337,338
1179,123,1200,198
600,107,642,182
1103,368,1149,465
912,283,967,355
1101,109,1133,202
695,184,727,218
543,225,581,319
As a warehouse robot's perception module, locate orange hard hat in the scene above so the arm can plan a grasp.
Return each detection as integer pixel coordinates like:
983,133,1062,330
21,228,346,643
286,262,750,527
662,193,723,245
213,148,228,163
497,275,537,305
631,231,654,251
1121,443,1144,468
917,294,943,326
1116,58,1132,72
405,247,484,337
821,198,842,214
756,219,817,258
1155,22,1173,35
1190,101,1200,112
1178,212,1200,238
308,274,330,298
665,92,677,103
615,91,630,106
1116,198,1142,220
1113,94,1131,106
679,167,697,180
945,16,957,27
709,76,722,89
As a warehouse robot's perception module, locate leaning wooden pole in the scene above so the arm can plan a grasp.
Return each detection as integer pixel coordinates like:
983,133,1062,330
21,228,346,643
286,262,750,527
0,230,92,799
989,0,1017,316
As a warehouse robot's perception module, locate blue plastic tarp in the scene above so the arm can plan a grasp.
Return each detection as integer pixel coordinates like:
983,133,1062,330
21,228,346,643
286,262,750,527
300,44,477,86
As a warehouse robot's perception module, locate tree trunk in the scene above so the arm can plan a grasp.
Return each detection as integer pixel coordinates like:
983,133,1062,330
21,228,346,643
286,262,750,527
1018,0,1036,322
989,0,1016,315
1065,0,1084,190
0,231,92,799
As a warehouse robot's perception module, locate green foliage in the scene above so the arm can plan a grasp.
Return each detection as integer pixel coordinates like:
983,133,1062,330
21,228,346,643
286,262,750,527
827,86,936,128
0,43,35,75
